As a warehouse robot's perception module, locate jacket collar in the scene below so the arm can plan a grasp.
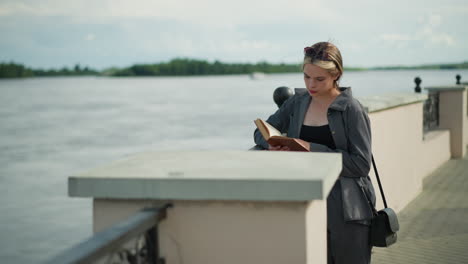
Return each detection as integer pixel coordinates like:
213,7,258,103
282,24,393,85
296,86,352,116
328,87,352,112
293,87,352,137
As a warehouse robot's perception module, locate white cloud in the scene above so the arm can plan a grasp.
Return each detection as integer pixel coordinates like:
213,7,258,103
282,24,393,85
418,27,455,46
1,0,466,67
238,40,277,50
417,15,456,46
85,34,95,41
379,14,456,48
428,14,442,27
380,34,413,42
379,34,412,49
0,1,87,17
0,0,338,25
0,7,8,16
434,6,468,16
347,42,362,51
0,2,35,16
430,33,455,46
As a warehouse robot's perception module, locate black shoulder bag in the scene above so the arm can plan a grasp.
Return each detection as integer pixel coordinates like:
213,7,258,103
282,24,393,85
369,155,400,247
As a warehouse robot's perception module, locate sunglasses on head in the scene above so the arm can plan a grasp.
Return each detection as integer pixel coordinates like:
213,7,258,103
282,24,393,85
304,46,331,61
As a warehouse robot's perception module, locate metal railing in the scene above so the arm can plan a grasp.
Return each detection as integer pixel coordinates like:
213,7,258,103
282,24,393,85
45,204,171,264
423,92,440,132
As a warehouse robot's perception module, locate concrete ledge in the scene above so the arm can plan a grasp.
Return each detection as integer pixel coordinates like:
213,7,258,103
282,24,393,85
425,85,467,92
69,151,342,201
423,129,450,141
357,93,428,113
294,89,428,113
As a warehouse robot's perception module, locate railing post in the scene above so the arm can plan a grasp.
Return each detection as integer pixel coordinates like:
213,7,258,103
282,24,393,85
273,86,293,108
146,226,159,263
414,76,422,93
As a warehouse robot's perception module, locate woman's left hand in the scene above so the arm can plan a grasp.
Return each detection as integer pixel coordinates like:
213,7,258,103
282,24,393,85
269,144,290,151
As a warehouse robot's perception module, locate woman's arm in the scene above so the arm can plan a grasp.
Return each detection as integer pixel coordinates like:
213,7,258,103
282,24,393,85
253,96,296,149
307,105,372,178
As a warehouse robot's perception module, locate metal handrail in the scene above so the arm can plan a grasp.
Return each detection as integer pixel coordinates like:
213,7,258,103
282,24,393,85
45,204,171,264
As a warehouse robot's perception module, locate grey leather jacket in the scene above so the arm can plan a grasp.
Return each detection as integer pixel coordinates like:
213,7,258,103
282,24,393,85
254,87,376,221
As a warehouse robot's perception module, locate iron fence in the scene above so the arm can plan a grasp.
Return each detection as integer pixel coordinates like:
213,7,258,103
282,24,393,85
45,204,171,264
423,92,439,132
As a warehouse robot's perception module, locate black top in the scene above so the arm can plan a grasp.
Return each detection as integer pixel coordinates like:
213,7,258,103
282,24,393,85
299,124,336,149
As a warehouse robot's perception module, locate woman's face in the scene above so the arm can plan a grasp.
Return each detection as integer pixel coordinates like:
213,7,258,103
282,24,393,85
303,63,337,97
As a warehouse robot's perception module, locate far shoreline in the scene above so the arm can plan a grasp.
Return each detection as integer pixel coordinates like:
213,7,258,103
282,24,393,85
1,59,467,79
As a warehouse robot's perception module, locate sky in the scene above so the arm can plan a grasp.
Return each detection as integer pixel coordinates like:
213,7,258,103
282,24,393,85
0,0,467,69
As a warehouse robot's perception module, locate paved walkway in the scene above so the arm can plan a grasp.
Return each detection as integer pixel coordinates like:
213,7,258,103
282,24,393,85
372,153,468,264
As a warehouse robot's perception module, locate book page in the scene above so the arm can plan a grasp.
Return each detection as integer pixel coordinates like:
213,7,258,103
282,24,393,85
254,119,270,140
262,120,282,137
254,119,308,151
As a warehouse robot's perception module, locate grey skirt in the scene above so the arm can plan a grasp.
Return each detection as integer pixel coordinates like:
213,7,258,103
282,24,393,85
327,180,372,264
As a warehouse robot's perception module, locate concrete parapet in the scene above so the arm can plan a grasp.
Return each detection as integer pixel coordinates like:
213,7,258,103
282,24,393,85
357,93,427,113
358,93,451,212
70,151,342,264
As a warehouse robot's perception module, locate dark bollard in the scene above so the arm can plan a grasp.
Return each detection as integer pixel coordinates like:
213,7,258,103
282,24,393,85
273,86,294,108
414,77,422,93
456,74,461,85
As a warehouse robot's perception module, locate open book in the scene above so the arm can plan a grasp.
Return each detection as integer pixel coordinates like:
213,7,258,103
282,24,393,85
254,119,309,152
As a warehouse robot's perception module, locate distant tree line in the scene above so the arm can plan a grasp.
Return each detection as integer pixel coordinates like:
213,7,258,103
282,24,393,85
34,64,98,76
0,63,34,78
0,62,98,78
110,58,301,76
373,61,468,70
2,59,468,78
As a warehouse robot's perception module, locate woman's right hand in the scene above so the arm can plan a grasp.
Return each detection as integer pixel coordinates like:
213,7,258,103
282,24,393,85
268,144,290,151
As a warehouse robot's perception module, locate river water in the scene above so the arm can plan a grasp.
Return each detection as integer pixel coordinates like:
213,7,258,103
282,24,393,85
0,70,466,263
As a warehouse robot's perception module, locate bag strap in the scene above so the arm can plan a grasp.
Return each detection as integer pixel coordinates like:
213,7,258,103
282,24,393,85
372,155,388,209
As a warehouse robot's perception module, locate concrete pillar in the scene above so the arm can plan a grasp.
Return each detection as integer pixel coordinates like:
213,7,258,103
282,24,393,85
93,199,327,264
426,86,467,158
69,151,342,264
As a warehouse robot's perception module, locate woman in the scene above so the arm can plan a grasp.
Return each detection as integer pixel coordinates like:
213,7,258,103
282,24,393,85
254,41,376,264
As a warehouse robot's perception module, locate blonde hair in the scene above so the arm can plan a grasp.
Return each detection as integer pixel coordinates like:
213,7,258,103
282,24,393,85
302,42,343,87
